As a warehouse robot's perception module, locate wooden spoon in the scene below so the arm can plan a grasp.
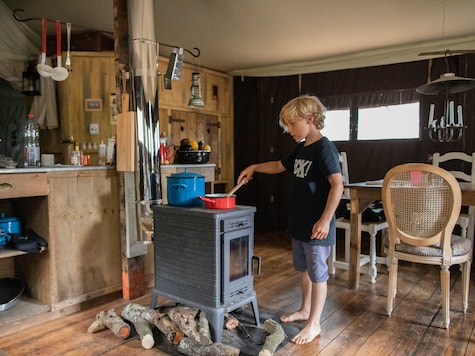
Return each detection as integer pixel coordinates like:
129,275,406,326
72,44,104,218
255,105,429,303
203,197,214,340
226,179,247,197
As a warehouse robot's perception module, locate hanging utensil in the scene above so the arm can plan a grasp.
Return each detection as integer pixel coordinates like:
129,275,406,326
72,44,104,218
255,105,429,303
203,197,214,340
226,179,248,197
37,17,54,77
51,20,69,81
65,22,72,72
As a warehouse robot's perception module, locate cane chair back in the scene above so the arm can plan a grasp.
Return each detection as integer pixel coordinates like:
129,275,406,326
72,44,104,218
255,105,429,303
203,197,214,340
382,163,471,329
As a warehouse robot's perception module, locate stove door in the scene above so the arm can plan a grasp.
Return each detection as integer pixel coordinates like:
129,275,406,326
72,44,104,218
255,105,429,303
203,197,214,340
221,226,254,304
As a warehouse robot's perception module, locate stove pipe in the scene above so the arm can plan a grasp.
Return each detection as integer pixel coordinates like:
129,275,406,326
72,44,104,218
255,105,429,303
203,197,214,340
127,0,162,252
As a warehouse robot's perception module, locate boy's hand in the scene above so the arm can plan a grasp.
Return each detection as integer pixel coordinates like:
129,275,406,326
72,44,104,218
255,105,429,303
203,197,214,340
311,220,329,239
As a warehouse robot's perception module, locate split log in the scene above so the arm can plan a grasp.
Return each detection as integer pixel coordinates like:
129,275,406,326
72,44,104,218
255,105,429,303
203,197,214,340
122,303,184,344
121,304,155,349
168,306,202,343
224,313,250,339
157,315,184,344
177,337,240,356
258,319,286,356
87,309,130,339
198,311,212,346
224,313,239,330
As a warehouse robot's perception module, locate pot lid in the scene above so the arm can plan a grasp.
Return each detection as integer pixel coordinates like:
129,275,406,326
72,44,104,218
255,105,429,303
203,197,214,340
416,72,475,95
168,171,204,179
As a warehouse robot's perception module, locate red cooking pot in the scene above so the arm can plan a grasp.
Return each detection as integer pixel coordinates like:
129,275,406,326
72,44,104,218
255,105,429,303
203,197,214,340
199,194,236,209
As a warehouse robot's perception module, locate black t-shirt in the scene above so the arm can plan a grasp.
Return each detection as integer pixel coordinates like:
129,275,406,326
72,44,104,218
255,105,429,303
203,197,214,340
281,137,341,245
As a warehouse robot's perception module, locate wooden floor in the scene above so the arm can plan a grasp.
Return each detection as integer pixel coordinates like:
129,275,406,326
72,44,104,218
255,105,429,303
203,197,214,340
1,230,475,355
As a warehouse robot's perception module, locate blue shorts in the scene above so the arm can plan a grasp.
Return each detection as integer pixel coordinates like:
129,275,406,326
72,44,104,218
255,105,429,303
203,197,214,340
291,238,331,283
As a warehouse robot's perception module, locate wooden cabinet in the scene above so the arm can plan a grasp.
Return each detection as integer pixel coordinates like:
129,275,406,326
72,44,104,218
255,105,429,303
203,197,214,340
1,169,121,311
168,110,221,178
44,169,122,310
0,173,49,276
158,57,233,189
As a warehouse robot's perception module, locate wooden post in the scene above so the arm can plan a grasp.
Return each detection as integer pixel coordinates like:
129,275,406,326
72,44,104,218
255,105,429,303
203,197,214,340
113,0,146,300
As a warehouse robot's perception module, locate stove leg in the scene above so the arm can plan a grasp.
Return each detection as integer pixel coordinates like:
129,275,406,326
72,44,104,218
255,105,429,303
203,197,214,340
150,290,159,309
203,308,224,344
250,296,261,326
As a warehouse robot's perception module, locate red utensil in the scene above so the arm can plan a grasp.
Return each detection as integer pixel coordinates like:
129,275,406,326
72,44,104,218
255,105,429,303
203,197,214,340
51,20,69,81
37,17,53,77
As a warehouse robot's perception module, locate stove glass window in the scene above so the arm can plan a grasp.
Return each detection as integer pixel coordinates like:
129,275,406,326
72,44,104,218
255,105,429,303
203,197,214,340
229,235,249,281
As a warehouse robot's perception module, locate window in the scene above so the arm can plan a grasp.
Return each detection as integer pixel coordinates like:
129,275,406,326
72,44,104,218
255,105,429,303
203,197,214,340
358,102,420,140
322,109,350,141
322,101,420,141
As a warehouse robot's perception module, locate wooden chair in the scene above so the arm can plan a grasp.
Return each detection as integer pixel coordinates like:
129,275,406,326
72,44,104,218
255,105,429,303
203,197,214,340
328,152,388,283
382,163,472,329
432,152,475,244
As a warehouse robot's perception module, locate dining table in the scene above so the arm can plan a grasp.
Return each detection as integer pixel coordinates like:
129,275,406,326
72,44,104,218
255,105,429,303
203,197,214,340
346,180,475,289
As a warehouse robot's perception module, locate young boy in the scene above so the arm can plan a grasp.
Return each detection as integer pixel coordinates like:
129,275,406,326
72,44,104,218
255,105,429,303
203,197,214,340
237,95,343,344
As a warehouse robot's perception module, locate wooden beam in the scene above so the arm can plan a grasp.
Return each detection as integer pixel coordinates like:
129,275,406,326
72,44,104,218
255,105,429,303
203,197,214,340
114,0,146,300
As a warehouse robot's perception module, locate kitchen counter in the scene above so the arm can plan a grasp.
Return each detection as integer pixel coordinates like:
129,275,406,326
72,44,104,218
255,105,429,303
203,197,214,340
0,165,113,174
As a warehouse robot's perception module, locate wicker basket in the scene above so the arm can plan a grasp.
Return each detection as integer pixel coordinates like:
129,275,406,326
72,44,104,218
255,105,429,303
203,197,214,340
175,150,210,164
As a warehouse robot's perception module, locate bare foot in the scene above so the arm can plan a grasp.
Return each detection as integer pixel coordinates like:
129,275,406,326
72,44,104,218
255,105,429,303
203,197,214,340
280,310,309,323
291,324,321,344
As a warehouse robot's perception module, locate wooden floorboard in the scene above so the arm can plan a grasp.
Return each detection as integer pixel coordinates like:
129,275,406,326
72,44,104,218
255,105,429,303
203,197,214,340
1,231,475,355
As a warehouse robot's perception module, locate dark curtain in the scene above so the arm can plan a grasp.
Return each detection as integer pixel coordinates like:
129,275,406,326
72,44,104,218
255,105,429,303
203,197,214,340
234,54,475,231
234,75,299,231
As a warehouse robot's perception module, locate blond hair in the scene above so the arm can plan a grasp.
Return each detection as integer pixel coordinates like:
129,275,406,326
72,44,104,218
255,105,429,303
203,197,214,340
279,95,326,132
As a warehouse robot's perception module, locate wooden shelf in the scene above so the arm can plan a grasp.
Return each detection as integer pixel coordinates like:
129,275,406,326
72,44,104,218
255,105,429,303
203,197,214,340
0,248,26,259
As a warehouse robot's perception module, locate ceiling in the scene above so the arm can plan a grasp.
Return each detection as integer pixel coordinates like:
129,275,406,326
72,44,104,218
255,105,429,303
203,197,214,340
4,0,475,76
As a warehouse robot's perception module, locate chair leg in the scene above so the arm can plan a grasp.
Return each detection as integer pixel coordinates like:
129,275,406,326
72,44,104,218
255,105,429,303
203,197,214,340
387,257,398,316
381,230,390,267
344,228,350,262
440,266,450,329
368,228,377,284
462,260,471,314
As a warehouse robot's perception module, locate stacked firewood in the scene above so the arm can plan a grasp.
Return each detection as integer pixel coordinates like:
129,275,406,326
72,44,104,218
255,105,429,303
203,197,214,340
87,303,285,355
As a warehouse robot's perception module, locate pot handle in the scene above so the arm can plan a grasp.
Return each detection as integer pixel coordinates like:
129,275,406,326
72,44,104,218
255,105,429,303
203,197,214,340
198,196,216,204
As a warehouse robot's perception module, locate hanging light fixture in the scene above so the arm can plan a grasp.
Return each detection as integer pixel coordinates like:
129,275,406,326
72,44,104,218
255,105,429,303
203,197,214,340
188,61,204,107
416,0,475,142
417,61,475,96
21,58,41,96
417,53,475,142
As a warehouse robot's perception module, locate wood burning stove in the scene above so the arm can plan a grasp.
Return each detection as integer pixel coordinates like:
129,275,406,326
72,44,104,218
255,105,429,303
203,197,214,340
150,205,261,343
